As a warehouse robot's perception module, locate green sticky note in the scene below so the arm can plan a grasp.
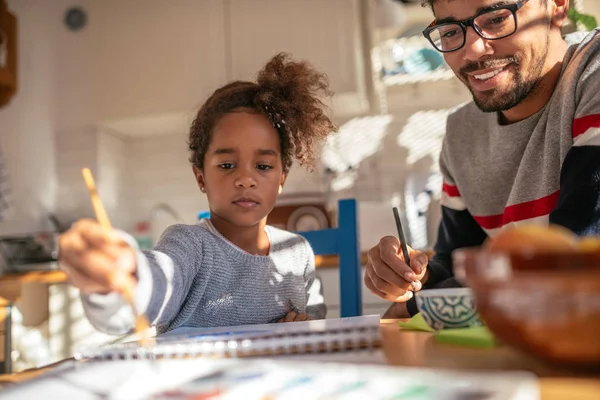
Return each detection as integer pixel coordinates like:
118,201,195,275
398,314,497,348
435,326,497,348
398,313,435,332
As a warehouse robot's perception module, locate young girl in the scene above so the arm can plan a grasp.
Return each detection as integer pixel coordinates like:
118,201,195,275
59,53,337,335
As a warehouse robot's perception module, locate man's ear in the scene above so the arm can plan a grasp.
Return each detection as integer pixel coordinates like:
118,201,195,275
550,0,569,28
279,174,286,194
192,166,206,193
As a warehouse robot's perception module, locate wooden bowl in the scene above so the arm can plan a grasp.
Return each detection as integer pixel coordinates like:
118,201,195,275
452,247,600,369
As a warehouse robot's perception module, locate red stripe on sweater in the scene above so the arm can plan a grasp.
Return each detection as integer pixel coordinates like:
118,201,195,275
473,191,560,230
442,182,461,197
572,114,600,138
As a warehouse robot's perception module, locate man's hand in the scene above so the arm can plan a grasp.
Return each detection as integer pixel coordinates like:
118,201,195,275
365,236,428,302
276,311,313,323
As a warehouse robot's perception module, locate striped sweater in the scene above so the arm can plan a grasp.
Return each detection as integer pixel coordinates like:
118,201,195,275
408,29,600,311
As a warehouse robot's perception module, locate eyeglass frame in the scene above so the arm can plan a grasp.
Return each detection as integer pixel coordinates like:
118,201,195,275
422,0,530,53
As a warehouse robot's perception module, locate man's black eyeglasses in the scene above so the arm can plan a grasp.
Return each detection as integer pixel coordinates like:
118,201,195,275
422,0,530,53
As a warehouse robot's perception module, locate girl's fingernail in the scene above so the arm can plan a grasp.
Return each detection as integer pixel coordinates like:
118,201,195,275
404,272,416,281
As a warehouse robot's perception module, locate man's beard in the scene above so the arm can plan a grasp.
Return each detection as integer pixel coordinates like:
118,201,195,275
459,40,549,113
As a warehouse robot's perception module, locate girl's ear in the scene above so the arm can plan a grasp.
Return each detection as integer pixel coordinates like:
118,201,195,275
192,166,206,193
279,174,286,194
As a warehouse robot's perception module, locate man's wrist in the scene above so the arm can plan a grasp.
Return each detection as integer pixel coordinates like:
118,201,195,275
382,302,409,319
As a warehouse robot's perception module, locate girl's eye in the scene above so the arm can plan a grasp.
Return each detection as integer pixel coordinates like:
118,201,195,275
257,164,272,171
218,163,235,170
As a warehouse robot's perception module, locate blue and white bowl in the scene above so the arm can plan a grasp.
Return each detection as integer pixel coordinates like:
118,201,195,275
415,288,482,331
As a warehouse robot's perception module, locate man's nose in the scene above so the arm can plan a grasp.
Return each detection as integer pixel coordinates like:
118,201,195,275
462,27,494,62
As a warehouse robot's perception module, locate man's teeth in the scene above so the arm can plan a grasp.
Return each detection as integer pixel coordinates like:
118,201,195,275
473,68,504,80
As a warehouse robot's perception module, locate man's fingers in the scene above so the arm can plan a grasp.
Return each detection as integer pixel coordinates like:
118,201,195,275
370,256,413,290
370,245,418,290
380,239,414,279
364,273,389,299
364,271,413,302
408,280,423,292
408,250,429,275
368,246,407,289
392,290,414,302
366,267,408,298
364,237,426,303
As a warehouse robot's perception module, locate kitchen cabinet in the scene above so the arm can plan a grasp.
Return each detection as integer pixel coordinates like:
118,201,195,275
227,0,369,118
90,0,369,138
0,0,17,107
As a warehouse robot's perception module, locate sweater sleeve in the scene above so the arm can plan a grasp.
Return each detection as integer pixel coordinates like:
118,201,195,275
81,224,204,335
549,127,600,234
549,49,600,235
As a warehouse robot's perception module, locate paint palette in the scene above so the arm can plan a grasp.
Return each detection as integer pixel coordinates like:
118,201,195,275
149,359,538,400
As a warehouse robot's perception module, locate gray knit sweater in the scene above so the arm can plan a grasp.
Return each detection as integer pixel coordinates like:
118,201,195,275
81,220,326,335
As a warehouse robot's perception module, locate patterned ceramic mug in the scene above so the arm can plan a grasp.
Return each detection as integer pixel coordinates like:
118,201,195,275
416,288,482,331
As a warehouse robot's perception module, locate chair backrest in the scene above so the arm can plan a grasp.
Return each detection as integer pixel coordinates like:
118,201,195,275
298,199,362,317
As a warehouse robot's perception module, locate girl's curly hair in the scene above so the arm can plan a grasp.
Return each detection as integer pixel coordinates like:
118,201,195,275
188,53,337,174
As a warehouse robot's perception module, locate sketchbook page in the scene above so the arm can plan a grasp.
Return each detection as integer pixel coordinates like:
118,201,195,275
157,314,381,341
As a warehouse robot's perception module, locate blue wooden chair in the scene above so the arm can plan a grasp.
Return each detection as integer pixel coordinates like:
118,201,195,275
298,199,362,317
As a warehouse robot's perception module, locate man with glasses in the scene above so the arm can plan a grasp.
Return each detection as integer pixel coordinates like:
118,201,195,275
365,0,600,317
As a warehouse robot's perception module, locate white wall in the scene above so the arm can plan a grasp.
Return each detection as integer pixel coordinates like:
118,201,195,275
0,0,58,236
582,0,600,18
124,133,204,228
53,0,227,131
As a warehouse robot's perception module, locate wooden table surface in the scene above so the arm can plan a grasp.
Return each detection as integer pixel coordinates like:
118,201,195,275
379,319,600,400
2,319,599,399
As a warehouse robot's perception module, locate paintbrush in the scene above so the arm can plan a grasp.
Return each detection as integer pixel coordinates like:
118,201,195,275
81,168,152,346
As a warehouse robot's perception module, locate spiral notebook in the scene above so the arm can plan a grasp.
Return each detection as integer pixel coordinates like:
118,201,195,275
74,315,382,361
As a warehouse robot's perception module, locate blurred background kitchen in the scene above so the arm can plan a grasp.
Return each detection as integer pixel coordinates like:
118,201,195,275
0,0,597,372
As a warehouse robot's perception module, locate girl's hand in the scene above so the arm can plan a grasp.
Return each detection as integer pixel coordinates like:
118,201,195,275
58,219,137,294
277,311,313,323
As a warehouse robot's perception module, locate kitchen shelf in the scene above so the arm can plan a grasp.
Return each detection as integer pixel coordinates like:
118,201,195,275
382,68,456,86
374,33,454,87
